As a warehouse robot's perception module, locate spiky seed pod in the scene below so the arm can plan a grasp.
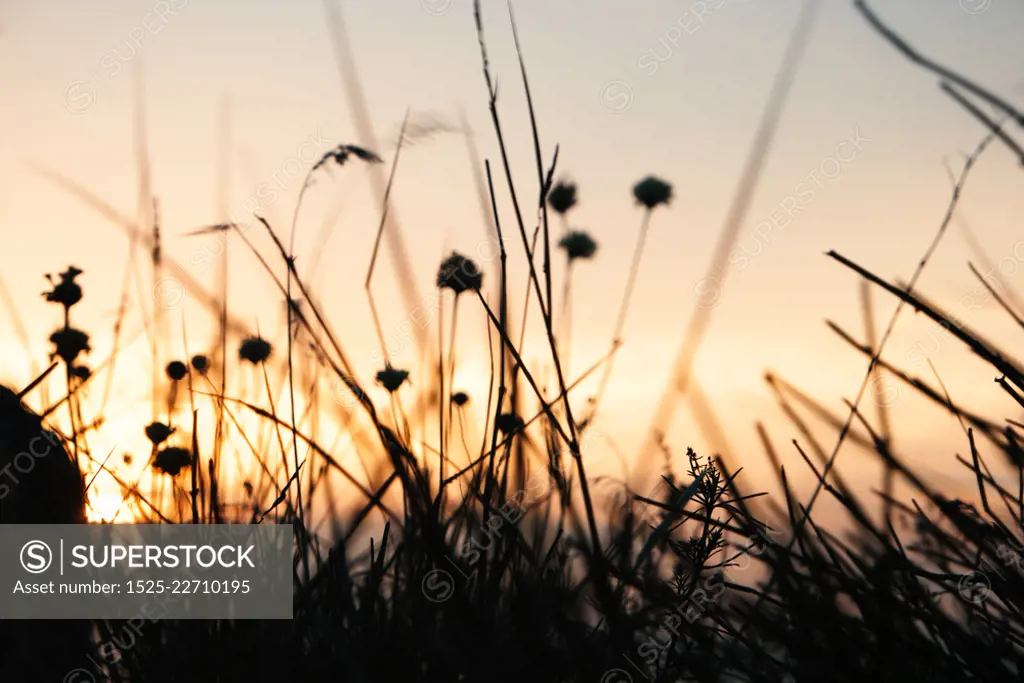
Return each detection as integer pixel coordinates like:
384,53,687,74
559,230,598,261
436,252,483,295
153,446,192,477
239,337,272,365
547,180,578,215
632,176,673,210
165,361,188,381
375,366,410,393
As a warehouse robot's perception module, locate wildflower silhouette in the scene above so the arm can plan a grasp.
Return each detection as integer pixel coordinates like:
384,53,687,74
153,446,192,477
547,179,578,234
48,327,90,365
495,412,525,435
436,251,483,295
585,175,674,429
557,230,598,371
548,179,578,214
632,175,673,209
191,354,210,374
166,360,188,381
558,230,598,261
239,336,272,364
145,421,174,446
375,365,410,393
42,265,83,311
435,251,482,488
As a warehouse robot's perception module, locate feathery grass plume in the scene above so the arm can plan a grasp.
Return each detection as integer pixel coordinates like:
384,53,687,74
153,446,191,477
375,365,410,393
145,421,173,446
547,179,578,215
558,230,598,261
311,143,384,173
48,327,90,364
239,336,272,365
165,360,188,381
632,175,673,209
451,391,469,407
436,251,483,295
190,354,210,374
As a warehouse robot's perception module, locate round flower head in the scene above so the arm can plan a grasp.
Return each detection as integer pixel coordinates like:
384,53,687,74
495,412,525,435
239,336,272,364
49,327,90,365
632,176,673,210
451,391,469,407
547,180,578,215
558,230,598,261
190,354,210,374
145,421,173,446
375,365,410,393
436,252,483,295
122,453,134,466
153,446,192,477
43,266,84,309
165,360,188,381
70,365,91,381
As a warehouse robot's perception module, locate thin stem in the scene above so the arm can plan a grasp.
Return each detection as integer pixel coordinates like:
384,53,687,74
585,209,651,426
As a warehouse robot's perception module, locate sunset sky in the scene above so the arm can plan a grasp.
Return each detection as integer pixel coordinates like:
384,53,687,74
2,0,1023,519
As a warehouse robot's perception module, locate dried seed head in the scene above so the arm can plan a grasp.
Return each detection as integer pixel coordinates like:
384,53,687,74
190,354,210,374
558,230,598,261
165,361,188,381
48,327,90,365
632,175,673,210
375,365,410,393
145,421,173,446
496,412,525,435
43,266,84,309
547,180,578,215
153,446,191,477
239,337,272,365
451,391,469,407
436,252,483,295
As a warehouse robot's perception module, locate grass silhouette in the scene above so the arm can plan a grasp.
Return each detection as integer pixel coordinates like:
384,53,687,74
4,1,1024,681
